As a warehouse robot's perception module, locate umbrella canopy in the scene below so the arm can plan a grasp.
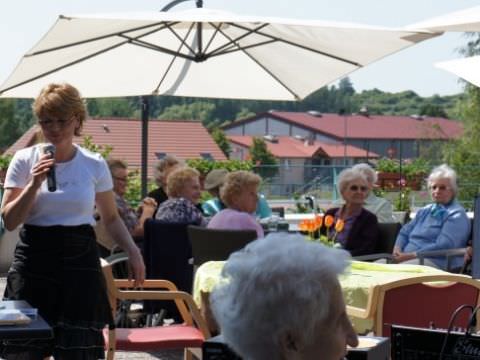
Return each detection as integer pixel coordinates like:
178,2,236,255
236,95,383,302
407,5,480,32
0,8,437,195
435,56,480,88
0,8,436,99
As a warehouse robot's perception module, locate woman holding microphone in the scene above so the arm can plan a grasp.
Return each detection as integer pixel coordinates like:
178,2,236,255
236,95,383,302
0,83,144,359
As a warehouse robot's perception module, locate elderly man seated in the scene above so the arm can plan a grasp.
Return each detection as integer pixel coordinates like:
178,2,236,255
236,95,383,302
211,233,358,360
393,164,470,270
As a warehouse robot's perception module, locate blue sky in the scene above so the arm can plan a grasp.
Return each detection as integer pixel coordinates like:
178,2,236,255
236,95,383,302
1,0,479,97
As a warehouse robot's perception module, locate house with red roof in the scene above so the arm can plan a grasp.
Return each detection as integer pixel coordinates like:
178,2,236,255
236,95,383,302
228,135,379,191
222,110,463,161
5,118,227,178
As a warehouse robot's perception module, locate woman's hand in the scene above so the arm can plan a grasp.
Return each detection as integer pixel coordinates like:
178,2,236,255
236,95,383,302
393,248,416,263
392,246,402,258
30,153,55,188
127,246,145,287
138,197,157,217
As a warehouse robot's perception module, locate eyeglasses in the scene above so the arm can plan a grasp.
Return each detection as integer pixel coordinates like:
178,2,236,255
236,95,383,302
349,185,368,192
429,184,450,191
38,117,75,129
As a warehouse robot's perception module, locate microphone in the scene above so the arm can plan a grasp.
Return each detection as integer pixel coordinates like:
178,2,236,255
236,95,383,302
42,144,57,192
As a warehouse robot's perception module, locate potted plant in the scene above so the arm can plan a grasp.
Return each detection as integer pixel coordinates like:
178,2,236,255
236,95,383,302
376,158,428,191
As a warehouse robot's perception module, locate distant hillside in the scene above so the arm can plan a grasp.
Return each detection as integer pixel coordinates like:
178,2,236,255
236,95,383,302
0,77,464,150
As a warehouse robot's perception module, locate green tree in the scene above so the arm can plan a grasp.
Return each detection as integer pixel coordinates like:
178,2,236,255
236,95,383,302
158,101,216,124
442,33,480,207
87,98,135,117
419,103,448,118
0,99,19,150
249,137,278,179
211,127,231,157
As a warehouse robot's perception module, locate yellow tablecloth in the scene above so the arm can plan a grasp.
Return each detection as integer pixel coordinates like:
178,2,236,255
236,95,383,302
193,260,449,334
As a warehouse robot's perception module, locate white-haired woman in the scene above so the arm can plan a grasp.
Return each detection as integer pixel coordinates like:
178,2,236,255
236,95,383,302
393,164,470,269
352,163,395,223
323,168,379,256
211,233,358,360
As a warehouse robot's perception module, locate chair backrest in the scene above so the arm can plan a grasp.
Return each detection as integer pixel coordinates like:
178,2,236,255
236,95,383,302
144,219,193,320
188,226,257,267
374,274,480,337
374,222,401,254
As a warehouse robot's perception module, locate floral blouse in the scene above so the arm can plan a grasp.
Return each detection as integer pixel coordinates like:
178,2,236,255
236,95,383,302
115,193,138,232
155,197,206,226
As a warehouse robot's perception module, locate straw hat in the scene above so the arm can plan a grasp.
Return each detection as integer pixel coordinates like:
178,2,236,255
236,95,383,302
204,169,228,191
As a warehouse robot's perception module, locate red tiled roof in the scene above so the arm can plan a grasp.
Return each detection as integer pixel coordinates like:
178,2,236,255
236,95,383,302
228,135,378,158
5,118,227,177
224,111,463,140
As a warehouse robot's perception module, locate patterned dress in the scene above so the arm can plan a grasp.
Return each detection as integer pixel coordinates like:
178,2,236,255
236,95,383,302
155,197,206,226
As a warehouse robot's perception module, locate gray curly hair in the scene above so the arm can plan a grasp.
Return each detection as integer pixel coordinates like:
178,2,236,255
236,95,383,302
211,233,350,360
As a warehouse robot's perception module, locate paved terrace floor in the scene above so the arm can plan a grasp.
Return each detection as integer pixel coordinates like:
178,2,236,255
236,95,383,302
0,277,183,360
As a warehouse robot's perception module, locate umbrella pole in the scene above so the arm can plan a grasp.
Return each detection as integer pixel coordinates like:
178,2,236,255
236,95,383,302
139,0,204,197
141,95,149,198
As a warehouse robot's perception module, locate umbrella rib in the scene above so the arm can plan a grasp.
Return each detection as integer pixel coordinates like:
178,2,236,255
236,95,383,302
153,21,196,93
0,41,130,94
214,28,302,100
119,34,197,61
207,39,277,57
163,22,198,56
26,21,180,57
229,22,362,67
206,22,270,58
202,22,222,54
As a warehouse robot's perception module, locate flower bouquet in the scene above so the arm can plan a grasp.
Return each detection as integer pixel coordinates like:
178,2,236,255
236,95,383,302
299,215,344,248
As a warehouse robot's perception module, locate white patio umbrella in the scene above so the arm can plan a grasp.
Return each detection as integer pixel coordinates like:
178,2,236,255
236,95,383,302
0,7,437,194
435,56,480,88
406,5,480,32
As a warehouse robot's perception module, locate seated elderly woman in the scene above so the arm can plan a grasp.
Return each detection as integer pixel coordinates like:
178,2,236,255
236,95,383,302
148,155,182,216
393,164,470,270
155,166,206,226
202,168,271,218
95,159,156,256
211,233,358,360
323,168,379,256
207,170,264,238
351,163,395,223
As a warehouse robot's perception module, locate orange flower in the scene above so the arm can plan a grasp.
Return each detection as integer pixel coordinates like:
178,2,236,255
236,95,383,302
314,214,323,228
307,220,316,232
335,219,345,233
324,215,334,228
299,220,308,232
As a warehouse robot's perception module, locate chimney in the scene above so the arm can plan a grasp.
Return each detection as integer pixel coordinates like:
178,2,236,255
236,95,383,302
359,106,369,116
307,110,322,117
263,134,278,143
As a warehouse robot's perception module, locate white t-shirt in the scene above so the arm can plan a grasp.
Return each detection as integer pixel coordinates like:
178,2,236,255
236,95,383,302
4,144,113,226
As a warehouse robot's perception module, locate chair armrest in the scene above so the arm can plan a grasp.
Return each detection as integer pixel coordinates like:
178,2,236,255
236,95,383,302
417,248,467,259
353,253,394,262
115,288,211,338
113,279,179,291
417,248,467,271
346,305,372,319
104,252,128,266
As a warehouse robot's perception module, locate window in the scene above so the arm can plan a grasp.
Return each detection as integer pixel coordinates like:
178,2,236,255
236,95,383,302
200,153,213,161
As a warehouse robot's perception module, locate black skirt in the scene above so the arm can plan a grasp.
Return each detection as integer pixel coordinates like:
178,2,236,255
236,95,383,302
1,224,113,360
